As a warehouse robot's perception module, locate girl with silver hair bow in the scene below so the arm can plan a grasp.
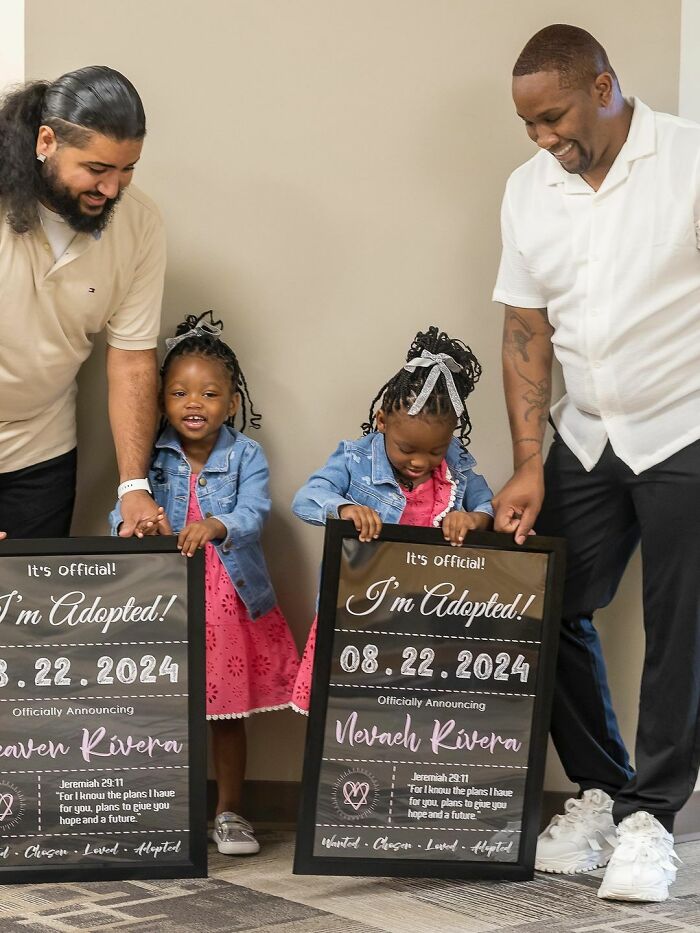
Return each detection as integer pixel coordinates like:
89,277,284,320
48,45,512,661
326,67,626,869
110,311,300,856
289,325,494,714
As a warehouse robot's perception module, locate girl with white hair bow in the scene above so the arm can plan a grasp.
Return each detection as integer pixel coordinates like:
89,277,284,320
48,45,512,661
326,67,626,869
289,325,495,714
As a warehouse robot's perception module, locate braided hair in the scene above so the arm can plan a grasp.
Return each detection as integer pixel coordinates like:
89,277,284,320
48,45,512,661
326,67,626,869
362,326,481,446
160,311,261,433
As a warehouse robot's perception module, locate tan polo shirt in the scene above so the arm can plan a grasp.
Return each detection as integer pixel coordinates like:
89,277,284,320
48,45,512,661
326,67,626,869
0,185,166,473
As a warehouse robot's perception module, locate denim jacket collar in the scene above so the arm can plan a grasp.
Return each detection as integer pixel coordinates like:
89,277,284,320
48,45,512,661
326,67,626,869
370,432,400,488
153,425,236,473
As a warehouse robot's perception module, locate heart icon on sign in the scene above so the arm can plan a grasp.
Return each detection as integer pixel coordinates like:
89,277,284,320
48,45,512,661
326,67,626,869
0,794,14,820
342,781,370,811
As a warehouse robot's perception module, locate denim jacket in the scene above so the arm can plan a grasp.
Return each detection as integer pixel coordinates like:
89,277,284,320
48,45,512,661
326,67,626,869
292,432,494,526
109,425,276,619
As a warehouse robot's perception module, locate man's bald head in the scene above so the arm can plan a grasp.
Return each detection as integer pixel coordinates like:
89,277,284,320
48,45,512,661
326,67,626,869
513,24,618,90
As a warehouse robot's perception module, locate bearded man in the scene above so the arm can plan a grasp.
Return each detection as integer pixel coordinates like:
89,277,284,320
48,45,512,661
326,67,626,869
0,65,167,539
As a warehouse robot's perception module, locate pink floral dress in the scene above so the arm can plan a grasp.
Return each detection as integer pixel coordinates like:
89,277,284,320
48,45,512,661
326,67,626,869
291,460,455,714
186,474,300,719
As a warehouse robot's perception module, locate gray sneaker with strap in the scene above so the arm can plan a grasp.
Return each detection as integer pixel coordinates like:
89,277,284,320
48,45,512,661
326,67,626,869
212,812,260,855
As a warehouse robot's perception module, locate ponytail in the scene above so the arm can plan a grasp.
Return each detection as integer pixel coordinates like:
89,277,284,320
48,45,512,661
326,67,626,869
362,326,482,447
0,82,50,233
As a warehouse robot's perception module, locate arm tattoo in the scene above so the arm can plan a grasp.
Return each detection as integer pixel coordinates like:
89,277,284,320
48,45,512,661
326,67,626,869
516,450,542,469
504,309,535,363
504,309,552,429
522,376,551,426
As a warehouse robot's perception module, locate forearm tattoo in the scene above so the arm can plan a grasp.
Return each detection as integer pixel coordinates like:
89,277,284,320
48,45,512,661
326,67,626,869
516,450,541,469
504,308,551,430
504,309,536,363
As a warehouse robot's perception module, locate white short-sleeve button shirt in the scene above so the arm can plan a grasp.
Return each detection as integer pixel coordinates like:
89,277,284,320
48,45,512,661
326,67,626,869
493,98,700,474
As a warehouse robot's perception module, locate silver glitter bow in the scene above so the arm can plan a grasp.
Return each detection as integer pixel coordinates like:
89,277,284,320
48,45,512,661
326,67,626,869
163,321,222,358
403,350,464,417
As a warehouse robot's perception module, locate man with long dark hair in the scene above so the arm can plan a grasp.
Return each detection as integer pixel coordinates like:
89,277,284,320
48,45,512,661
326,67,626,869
0,65,166,539
493,24,700,901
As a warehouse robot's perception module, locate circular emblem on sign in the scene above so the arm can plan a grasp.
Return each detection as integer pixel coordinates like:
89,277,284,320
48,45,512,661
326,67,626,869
0,781,26,832
332,768,379,821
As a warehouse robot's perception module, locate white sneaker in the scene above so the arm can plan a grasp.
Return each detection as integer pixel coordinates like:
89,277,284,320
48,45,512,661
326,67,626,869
535,789,618,874
597,811,680,902
212,812,260,855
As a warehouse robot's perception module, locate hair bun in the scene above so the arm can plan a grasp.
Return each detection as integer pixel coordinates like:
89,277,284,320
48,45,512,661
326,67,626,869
363,325,482,447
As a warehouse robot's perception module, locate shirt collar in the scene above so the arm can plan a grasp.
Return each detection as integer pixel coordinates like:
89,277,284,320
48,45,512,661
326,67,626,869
543,97,655,192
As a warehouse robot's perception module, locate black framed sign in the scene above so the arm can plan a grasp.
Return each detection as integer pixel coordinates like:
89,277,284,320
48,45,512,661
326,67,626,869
294,522,565,880
0,537,206,883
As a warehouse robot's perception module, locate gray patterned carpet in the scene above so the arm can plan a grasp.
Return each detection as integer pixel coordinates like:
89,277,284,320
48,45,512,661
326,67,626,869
1,832,699,932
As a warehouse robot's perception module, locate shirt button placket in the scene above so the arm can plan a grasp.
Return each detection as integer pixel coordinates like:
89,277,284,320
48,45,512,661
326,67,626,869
586,200,610,421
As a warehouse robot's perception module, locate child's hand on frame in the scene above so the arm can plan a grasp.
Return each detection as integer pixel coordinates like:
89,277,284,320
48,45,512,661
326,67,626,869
441,510,492,547
338,504,382,542
178,517,227,557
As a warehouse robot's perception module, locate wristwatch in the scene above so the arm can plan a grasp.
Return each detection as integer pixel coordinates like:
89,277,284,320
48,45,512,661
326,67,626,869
117,478,152,500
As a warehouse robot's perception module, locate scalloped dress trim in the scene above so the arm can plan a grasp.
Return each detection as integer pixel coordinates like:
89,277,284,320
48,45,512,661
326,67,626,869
207,702,293,720
432,464,457,527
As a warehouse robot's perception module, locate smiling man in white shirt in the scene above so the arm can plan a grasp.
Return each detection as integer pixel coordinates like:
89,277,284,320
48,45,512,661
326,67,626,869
492,23,699,902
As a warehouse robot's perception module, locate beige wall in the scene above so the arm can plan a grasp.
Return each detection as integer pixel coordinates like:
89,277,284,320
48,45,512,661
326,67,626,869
26,0,682,789
0,0,23,89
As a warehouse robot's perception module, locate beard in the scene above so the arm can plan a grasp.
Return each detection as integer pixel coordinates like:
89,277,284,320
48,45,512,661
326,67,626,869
38,157,122,234
556,141,593,176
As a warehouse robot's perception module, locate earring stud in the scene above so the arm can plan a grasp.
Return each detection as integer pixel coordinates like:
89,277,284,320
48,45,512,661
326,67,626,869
36,153,46,163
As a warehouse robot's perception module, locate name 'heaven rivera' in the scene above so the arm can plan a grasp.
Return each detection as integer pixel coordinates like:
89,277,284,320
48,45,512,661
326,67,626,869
0,728,183,763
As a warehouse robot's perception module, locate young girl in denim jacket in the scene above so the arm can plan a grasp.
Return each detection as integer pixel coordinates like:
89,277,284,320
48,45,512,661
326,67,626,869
111,313,299,855
290,326,494,714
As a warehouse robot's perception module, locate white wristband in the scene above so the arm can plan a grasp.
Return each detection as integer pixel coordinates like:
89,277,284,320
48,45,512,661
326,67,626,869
117,478,152,500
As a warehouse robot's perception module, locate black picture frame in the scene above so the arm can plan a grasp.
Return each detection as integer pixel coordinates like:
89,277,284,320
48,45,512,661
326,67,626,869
294,522,565,881
0,536,207,883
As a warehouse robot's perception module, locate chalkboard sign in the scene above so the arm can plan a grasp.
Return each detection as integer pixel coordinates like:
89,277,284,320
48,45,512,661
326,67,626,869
0,537,206,883
294,522,565,880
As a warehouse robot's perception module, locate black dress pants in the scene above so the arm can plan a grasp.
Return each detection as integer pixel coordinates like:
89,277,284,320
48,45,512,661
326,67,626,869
536,434,700,832
0,449,77,538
